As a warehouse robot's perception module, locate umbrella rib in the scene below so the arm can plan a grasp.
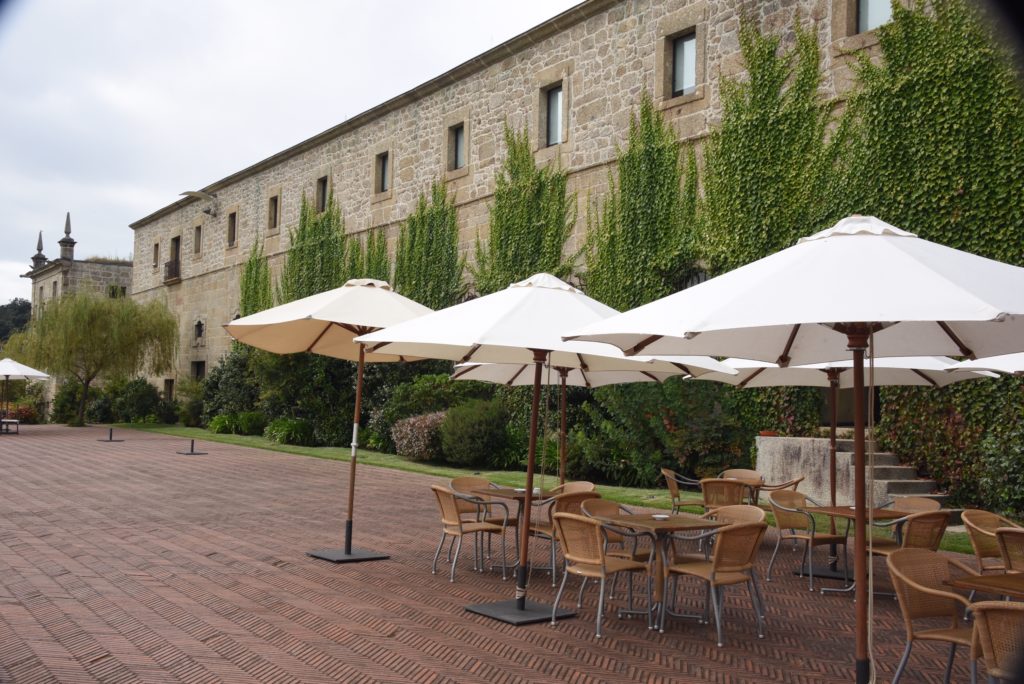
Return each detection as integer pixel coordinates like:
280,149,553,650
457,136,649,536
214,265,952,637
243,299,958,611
937,322,975,359
640,370,663,383
668,362,693,378
507,365,527,385
459,344,481,363
910,368,939,388
626,335,662,356
451,366,475,380
775,324,801,367
304,324,335,353
574,354,590,372
738,366,766,388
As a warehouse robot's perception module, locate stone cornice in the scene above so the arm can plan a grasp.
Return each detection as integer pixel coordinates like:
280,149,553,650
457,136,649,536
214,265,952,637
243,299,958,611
130,0,620,230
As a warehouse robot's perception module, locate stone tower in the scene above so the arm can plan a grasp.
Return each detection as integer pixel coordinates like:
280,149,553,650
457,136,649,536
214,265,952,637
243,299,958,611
58,212,75,261
30,231,47,270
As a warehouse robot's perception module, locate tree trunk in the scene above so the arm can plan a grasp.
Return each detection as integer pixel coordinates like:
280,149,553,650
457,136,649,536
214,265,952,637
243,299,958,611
74,379,91,427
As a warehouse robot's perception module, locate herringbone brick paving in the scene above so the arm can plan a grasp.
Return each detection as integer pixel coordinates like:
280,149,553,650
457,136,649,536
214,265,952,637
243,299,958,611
0,426,975,682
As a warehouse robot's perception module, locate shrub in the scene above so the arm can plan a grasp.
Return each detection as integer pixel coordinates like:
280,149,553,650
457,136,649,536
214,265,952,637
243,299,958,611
367,374,492,453
979,409,1024,518
312,414,350,447
156,399,180,425
202,346,260,423
440,399,509,468
392,411,446,462
12,405,38,424
111,378,161,423
208,413,238,434
264,417,315,446
178,396,204,427
51,381,82,424
85,391,114,423
235,411,268,436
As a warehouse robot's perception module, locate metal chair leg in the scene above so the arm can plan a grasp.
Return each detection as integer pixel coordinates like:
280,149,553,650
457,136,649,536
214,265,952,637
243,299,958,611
432,531,447,574
892,641,912,684
551,568,570,626
710,585,725,647
943,643,956,684
446,535,456,562
577,576,588,608
596,577,607,638
806,540,815,590
450,536,463,583
749,580,764,638
767,533,783,582
550,538,558,587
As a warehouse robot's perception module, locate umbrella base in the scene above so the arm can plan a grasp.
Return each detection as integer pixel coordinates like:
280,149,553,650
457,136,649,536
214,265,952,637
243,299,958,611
794,564,850,581
307,548,390,563
465,599,575,626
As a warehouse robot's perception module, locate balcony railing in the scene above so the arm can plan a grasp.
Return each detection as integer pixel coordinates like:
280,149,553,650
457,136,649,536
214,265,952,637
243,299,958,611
163,259,181,283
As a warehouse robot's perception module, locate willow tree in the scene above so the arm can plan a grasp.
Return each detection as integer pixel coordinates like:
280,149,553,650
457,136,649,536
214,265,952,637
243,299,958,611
472,125,576,295
6,293,177,425
394,181,464,309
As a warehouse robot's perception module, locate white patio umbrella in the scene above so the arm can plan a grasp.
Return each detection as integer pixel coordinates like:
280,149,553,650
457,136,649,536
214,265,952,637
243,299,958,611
566,215,1024,682
0,358,49,419
696,356,993,512
357,273,721,624
453,354,733,483
225,279,431,563
948,351,1024,375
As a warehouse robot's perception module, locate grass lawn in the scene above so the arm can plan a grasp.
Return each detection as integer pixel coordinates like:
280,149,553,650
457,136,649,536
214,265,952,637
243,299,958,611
120,423,974,556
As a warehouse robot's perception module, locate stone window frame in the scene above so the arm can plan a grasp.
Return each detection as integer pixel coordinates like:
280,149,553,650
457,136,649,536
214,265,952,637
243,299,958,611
266,187,282,234
224,204,240,251
192,317,206,348
372,144,394,203
533,60,573,163
191,360,207,380
193,222,203,255
313,166,332,213
443,107,471,182
831,0,905,52
152,242,160,269
655,5,707,110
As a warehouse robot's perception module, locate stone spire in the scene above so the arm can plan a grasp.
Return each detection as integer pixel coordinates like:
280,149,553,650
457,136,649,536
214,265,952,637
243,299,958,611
31,231,47,270
58,211,76,260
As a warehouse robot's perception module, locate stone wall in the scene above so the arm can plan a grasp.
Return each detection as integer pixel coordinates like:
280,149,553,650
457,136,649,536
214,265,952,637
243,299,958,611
755,436,855,506
131,0,873,381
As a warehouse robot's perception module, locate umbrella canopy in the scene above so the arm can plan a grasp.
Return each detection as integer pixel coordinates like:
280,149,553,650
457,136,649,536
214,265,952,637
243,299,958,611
949,351,1024,375
358,273,714,622
225,278,430,362
698,355,994,388
225,279,432,564
0,358,49,381
565,215,1024,683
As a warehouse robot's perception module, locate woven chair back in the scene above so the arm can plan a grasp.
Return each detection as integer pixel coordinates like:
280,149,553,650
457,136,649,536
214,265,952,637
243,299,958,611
997,527,1024,571
888,549,962,628
431,485,463,529
963,509,1018,564
553,491,602,516
768,490,810,531
891,496,941,514
557,481,596,494
900,511,949,551
553,512,605,567
720,468,764,483
711,521,767,574
701,478,746,509
661,468,681,500
450,476,490,515
579,498,625,543
970,600,1024,679
709,504,765,525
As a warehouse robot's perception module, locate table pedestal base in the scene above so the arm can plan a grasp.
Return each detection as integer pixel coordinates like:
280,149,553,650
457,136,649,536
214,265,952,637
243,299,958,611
465,599,575,626
307,548,389,563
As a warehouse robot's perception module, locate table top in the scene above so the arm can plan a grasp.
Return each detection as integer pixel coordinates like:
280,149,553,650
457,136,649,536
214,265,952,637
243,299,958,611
593,512,727,534
722,476,763,487
947,573,1024,600
805,506,907,521
476,487,556,501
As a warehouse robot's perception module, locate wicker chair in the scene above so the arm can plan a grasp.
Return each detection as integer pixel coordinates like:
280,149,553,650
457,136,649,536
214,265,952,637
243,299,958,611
997,527,1024,573
886,496,942,513
887,548,975,684
660,521,768,646
530,491,602,586
700,478,747,513
756,476,805,504
706,504,766,525
766,490,848,591
548,481,596,495
662,467,699,513
450,475,516,525
962,510,1022,575
969,600,1024,683
551,512,654,637
430,485,508,582
870,510,950,558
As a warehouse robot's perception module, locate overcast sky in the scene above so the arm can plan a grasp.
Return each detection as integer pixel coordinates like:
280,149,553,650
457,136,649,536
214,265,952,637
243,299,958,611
0,0,582,304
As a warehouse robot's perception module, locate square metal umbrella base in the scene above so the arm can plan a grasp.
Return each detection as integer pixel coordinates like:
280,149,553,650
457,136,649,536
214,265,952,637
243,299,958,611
794,563,850,581
307,548,390,563
465,599,575,626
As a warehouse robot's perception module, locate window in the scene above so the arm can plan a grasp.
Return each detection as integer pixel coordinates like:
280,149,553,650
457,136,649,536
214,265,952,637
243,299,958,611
191,361,206,380
153,242,160,268
545,84,564,146
227,211,237,247
194,320,204,340
163,379,174,401
448,122,466,171
315,175,329,212
39,286,44,302
672,33,697,96
268,194,280,231
375,151,390,193
108,285,126,298
51,281,58,298
857,0,892,33
194,225,202,254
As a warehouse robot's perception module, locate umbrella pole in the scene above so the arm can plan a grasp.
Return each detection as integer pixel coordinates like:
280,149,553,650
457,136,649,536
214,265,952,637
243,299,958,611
828,370,839,534
516,350,546,611
558,368,568,486
848,330,871,684
307,343,389,564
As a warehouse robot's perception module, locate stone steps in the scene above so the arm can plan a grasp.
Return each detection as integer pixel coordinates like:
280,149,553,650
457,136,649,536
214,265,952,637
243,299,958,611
838,448,946,507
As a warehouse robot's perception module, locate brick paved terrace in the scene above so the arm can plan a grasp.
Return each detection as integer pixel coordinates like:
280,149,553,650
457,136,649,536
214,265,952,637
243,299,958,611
0,425,973,683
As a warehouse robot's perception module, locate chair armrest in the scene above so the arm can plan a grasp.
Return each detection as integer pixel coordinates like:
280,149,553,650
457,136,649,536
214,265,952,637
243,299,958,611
760,476,804,492
771,500,818,533
670,473,701,488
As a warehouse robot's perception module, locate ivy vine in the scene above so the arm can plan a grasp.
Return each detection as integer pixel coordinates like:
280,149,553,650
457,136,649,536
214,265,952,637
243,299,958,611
394,181,465,309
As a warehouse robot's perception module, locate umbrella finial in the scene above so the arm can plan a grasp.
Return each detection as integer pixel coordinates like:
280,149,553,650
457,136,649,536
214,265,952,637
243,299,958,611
799,215,916,243
509,273,581,294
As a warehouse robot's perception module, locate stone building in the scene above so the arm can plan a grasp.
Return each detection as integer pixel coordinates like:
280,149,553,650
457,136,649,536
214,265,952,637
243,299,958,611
24,213,133,315
130,0,892,384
